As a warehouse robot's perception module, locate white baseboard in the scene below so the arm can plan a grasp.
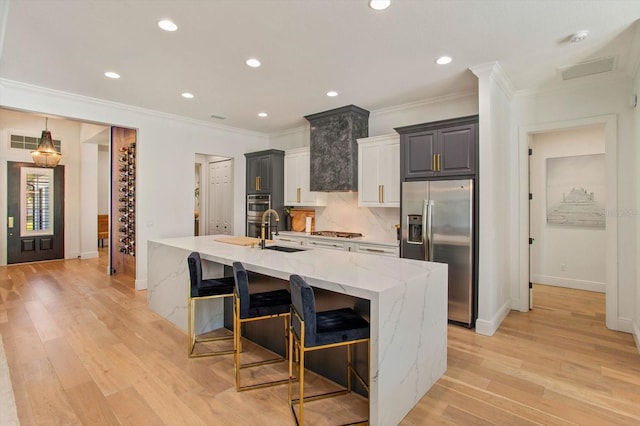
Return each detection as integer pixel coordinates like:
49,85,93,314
135,279,147,291
614,317,634,334
532,274,605,293
475,299,511,336
80,251,99,259
633,321,640,354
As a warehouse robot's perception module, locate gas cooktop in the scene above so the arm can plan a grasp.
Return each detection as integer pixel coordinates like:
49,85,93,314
310,231,363,238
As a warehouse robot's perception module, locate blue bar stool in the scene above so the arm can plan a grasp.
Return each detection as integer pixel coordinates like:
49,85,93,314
187,252,235,358
288,274,370,425
233,261,292,391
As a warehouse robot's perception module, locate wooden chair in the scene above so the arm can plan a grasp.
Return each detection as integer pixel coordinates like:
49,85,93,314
98,214,109,247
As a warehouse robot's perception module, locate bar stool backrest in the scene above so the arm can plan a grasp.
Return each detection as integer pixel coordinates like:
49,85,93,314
289,274,317,347
187,252,203,297
232,262,251,318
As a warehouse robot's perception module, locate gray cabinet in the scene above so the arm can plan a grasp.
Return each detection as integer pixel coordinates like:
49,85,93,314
245,149,285,231
396,116,478,179
246,151,282,193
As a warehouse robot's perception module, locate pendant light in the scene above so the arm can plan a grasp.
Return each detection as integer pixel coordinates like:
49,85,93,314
31,117,61,167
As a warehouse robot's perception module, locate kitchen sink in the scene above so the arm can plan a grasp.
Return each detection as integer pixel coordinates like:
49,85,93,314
264,245,307,253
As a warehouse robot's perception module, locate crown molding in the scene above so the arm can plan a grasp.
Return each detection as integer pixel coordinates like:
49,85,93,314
469,61,515,100
369,90,477,117
626,20,640,81
269,124,308,138
0,78,269,139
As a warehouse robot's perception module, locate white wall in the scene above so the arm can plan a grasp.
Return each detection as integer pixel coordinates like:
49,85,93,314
0,79,269,289
97,146,110,215
513,77,637,333
530,126,606,292
634,65,640,350
471,63,514,336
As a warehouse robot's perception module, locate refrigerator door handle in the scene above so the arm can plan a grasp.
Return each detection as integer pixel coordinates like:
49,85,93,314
422,200,429,261
426,200,434,261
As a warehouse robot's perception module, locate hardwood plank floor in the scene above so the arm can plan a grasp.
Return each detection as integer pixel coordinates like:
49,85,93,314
1,253,639,425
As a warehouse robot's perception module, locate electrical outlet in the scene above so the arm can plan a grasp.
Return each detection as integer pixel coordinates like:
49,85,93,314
560,263,566,271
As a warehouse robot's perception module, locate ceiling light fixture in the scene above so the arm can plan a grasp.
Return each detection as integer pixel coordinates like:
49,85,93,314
326,91,338,97
182,92,194,99
369,0,391,10
258,112,268,117
435,56,453,65
246,58,261,68
570,30,589,43
31,117,61,168
158,19,178,32
104,71,120,79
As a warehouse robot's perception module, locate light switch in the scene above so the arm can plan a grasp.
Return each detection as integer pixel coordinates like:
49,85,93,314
8,217,14,228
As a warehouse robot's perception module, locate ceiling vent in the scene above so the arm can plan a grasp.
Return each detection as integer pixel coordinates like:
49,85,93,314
559,57,615,80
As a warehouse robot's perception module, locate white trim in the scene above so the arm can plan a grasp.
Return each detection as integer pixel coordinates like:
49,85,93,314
616,317,634,334
369,90,477,117
80,251,99,259
0,78,268,138
475,299,511,336
532,275,605,293
518,114,619,330
135,278,147,291
632,321,640,353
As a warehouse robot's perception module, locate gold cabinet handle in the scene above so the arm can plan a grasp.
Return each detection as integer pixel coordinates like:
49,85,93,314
255,176,259,191
433,154,437,172
297,187,301,203
437,154,442,172
381,184,384,203
378,185,382,203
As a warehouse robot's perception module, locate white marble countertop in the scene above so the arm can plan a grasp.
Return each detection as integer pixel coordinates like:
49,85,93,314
149,235,439,300
147,235,448,425
275,230,399,246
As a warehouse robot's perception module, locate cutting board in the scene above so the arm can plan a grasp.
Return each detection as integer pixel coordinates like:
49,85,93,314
214,236,274,246
290,209,315,232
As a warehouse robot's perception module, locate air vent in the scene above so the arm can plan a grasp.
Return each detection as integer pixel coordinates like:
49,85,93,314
559,57,615,80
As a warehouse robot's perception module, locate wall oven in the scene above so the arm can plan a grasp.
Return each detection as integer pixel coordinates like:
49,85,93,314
246,194,270,237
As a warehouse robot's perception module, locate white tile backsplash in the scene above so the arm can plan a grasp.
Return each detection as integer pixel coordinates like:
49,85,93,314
312,192,400,243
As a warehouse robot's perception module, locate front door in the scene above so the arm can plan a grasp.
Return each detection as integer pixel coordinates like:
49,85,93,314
7,161,65,264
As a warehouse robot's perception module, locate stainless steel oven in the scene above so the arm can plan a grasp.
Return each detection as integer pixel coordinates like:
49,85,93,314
246,194,270,237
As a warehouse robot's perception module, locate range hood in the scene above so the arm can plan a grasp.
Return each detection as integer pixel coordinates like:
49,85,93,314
304,105,369,192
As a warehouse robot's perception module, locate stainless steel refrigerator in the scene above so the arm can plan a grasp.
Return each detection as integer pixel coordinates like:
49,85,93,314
401,179,475,327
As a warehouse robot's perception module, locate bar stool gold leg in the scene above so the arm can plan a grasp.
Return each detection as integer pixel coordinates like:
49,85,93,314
347,344,352,392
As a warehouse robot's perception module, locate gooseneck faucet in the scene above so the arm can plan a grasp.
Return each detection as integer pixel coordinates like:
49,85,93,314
260,209,280,248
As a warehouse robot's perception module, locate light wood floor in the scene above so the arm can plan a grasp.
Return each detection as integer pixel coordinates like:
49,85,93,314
1,252,639,425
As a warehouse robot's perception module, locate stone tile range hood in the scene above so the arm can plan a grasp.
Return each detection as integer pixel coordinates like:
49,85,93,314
304,105,370,191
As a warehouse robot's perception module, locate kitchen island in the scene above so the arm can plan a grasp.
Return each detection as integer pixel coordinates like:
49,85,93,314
147,235,447,426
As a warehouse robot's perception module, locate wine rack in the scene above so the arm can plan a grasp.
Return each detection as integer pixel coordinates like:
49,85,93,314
117,143,135,256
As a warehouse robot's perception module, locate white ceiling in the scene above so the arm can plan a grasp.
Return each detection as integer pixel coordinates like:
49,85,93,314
1,0,639,135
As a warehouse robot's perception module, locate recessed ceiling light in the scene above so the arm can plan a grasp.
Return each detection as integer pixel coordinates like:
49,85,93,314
326,91,338,97
258,112,268,117
435,56,453,65
158,20,178,32
369,0,391,10
246,58,262,68
104,71,120,79
181,92,194,99
570,30,589,43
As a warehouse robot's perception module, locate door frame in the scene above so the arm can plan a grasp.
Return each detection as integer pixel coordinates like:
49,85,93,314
6,161,65,264
518,114,619,331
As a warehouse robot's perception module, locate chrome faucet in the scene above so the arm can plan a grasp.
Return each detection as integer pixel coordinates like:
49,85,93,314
260,209,280,248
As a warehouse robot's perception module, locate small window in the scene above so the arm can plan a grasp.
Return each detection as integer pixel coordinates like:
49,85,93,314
20,167,54,237
10,133,61,152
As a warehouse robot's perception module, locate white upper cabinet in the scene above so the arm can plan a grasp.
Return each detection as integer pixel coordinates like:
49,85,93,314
284,147,327,206
357,134,400,207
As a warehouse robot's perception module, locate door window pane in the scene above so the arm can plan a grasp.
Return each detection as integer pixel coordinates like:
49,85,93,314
20,167,54,236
